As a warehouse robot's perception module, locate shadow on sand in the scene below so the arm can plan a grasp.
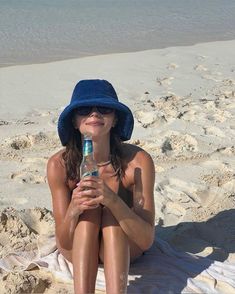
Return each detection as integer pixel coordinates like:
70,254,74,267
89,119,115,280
127,209,235,294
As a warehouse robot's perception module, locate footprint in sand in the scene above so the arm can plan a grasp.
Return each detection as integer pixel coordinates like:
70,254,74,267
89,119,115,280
194,64,208,72
0,120,11,126
134,110,166,128
196,55,207,60
154,94,188,121
156,77,174,86
16,119,36,125
161,133,198,155
207,109,232,122
222,78,235,86
216,146,235,155
203,126,226,137
167,63,179,70
5,135,33,150
3,132,60,151
10,170,47,184
223,90,235,99
179,109,198,121
33,132,60,147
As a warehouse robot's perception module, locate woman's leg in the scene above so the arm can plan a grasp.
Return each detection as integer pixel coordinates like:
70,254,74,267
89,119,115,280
100,207,130,294
72,207,102,294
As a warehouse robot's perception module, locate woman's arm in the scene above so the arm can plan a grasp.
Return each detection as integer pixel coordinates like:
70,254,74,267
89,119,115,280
80,149,155,251
47,154,79,250
47,153,101,250
107,150,155,251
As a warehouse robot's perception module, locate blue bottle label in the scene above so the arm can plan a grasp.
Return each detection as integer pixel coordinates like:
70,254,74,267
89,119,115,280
82,170,99,177
83,139,93,156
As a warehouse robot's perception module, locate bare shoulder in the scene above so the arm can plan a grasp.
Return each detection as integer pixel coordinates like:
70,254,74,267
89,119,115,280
121,143,154,168
47,149,65,168
121,143,155,187
47,149,67,184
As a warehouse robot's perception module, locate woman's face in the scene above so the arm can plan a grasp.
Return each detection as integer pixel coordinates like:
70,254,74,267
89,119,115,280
73,106,116,140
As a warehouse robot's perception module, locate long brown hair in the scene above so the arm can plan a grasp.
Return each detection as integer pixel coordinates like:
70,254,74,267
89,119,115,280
62,128,125,182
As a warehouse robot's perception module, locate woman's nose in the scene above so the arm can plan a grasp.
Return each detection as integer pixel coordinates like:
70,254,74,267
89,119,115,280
90,107,101,116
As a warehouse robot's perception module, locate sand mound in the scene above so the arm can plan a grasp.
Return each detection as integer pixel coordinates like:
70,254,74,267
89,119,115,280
0,207,54,259
0,208,58,294
0,271,52,294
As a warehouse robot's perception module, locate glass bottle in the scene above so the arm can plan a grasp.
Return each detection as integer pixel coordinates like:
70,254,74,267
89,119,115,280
80,133,99,178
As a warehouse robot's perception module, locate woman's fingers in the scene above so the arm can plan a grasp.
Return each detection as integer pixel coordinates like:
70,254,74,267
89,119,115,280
72,184,97,199
73,176,115,208
82,195,104,206
78,188,101,198
79,177,101,190
79,203,99,210
70,196,99,214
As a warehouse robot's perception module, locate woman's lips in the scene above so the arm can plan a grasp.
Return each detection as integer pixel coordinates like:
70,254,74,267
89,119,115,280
86,121,104,126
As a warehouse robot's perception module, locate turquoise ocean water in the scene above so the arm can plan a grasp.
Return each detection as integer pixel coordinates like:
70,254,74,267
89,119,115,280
0,0,235,66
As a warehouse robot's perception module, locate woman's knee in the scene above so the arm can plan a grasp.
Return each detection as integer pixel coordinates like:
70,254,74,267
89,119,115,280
101,207,128,245
72,207,103,245
101,207,143,261
78,206,102,227
101,206,119,228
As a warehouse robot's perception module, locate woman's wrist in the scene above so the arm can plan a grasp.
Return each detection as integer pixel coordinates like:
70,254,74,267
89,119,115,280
105,190,119,208
65,206,81,222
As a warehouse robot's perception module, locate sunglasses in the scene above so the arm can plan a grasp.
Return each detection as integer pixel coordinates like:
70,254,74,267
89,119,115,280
75,106,114,116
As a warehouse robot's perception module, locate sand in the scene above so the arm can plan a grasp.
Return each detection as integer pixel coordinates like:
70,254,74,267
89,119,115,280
0,40,234,293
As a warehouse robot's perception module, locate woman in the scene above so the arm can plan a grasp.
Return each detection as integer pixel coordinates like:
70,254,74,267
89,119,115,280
47,79,155,294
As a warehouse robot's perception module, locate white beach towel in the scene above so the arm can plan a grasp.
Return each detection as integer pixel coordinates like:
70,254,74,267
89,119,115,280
0,234,234,294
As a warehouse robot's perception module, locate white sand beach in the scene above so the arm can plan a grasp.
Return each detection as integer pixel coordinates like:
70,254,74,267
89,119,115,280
0,40,235,293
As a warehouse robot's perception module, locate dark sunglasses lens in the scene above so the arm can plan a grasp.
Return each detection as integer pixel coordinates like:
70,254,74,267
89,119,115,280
75,106,114,115
76,107,92,115
97,107,114,114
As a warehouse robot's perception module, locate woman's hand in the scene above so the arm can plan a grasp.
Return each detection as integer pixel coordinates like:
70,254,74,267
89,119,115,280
68,179,100,218
77,176,117,208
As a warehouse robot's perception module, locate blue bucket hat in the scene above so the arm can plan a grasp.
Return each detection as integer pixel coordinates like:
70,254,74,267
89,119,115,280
58,79,134,145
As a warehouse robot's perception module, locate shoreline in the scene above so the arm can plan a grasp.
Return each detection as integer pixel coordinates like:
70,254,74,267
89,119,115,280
1,39,235,121
1,38,235,69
